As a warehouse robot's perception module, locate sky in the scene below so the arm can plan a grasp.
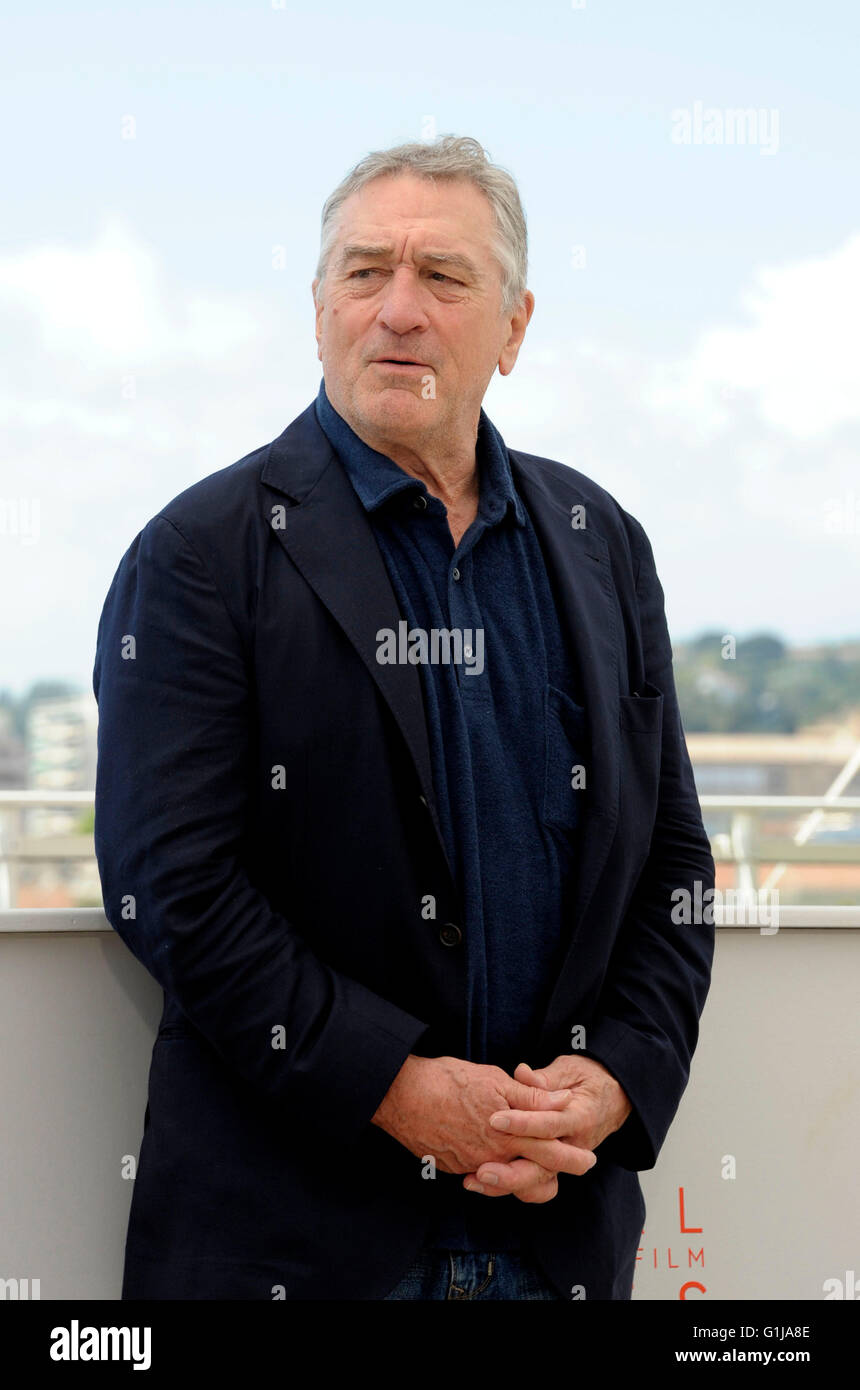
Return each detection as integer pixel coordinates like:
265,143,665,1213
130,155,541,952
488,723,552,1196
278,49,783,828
1,0,859,696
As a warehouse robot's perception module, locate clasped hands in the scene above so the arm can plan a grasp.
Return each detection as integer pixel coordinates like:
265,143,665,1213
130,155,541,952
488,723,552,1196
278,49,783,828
372,1052,632,1205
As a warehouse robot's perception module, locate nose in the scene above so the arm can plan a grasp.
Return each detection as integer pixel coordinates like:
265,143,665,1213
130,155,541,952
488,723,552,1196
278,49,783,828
376,266,431,337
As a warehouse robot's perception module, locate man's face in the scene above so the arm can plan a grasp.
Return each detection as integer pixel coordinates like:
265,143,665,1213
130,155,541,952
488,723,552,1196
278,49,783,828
312,172,533,451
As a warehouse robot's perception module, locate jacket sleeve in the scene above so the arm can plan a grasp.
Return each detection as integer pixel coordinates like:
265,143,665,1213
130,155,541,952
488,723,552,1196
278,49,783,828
93,513,429,1149
581,516,716,1170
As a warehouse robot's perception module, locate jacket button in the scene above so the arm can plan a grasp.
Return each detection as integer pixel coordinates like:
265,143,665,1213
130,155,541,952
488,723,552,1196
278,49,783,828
439,922,462,947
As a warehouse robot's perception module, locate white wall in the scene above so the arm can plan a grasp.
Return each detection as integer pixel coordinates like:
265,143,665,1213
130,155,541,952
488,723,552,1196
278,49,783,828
636,927,859,1300
0,921,856,1300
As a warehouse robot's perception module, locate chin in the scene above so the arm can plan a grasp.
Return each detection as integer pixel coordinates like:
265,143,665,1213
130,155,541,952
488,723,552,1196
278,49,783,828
362,389,427,427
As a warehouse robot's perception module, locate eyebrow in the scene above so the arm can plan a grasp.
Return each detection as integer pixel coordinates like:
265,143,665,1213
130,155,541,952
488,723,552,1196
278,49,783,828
336,243,482,280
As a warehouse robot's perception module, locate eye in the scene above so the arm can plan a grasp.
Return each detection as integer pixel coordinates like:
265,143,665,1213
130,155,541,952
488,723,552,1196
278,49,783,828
430,271,460,284
350,267,380,279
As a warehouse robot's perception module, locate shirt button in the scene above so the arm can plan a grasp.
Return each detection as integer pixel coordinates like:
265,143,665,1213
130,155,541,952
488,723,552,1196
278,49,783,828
452,567,461,581
413,494,428,510
439,922,462,947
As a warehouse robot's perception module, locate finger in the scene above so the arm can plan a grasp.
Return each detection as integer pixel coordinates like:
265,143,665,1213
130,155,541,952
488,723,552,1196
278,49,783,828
488,1107,575,1140
513,1061,548,1088
462,1173,507,1197
514,1136,597,1176
515,1060,558,1090
474,1157,552,1191
468,1160,559,1204
506,1079,573,1111
462,1157,555,1195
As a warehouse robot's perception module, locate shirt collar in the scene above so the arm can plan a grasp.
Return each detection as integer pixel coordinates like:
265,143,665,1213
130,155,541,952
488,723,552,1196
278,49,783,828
314,377,526,528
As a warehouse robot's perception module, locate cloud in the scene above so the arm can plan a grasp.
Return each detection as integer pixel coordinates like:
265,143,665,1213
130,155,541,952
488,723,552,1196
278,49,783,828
0,217,317,694
0,216,260,368
643,234,860,441
0,216,311,504
489,234,860,641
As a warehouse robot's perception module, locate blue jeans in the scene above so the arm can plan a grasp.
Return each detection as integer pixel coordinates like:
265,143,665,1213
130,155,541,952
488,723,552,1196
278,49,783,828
383,1249,564,1300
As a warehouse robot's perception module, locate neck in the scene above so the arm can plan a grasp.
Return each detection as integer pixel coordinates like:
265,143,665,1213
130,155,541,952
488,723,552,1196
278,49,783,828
383,436,480,513
335,398,482,514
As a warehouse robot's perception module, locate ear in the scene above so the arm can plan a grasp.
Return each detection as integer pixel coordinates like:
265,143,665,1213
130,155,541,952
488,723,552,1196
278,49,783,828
498,289,535,377
312,278,324,359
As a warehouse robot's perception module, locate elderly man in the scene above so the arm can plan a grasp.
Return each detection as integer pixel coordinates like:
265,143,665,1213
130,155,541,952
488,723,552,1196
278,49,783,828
93,134,715,1302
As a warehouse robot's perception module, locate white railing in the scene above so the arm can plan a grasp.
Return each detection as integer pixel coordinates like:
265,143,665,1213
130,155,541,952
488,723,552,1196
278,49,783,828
1,790,858,925
1,904,858,933
699,793,860,901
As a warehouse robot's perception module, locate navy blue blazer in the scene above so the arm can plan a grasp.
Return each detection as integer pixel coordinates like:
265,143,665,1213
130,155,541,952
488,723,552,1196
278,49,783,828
92,398,715,1300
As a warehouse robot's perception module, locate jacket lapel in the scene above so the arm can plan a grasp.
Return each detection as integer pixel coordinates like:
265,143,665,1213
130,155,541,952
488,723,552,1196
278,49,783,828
260,403,451,877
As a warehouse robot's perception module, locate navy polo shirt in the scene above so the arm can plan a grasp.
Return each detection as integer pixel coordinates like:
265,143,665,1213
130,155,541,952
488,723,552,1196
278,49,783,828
314,378,587,1251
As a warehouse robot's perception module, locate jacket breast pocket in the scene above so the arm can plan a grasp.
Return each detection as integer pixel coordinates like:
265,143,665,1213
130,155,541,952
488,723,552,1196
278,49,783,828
618,679,664,736
543,684,588,833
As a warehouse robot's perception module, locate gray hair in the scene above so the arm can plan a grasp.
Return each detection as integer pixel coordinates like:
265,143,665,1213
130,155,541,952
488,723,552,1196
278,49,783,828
314,134,528,316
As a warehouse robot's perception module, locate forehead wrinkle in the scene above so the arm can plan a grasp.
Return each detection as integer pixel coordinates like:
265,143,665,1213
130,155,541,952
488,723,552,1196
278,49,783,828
335,241,483,280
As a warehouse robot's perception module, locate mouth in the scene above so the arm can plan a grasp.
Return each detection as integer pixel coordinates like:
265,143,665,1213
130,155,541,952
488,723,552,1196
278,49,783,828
372,359,432,371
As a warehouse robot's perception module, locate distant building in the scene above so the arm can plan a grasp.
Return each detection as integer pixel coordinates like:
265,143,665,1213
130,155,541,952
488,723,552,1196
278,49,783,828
27,693,98,828
0,706,27,789
688,733,860,798
14,693,100,909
